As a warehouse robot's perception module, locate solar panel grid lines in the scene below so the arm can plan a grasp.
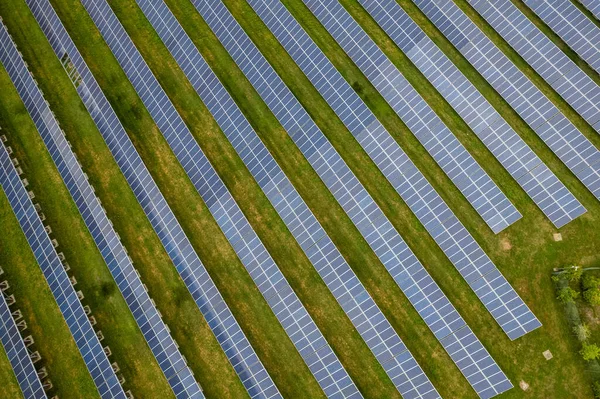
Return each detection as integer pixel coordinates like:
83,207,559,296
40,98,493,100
0,277,47,399
80,1,361,397
412,0,600,206
300,0,522,235
125,0,444,396
25,2,279,398
523,0,600,75
350,0,585,229
186,0,517,396
246,0,540,341
0,29,125,399
467,0,600,133
580,0,600,20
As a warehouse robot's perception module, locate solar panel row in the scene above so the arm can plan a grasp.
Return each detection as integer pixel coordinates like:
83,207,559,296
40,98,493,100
128,0,442,397
0,270,47,399
246,0,540,343
0,24,124,398
80,1,361,397
580,0,600,21
468,0,600,133
27,0,279,397
414,0,600,205
301,0,522,234
350,0,585,228
187,0,516,397
27,0,255,398
524,0,600,75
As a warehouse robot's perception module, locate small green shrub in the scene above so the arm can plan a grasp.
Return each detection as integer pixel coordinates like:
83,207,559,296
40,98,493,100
557,287,580,304
581,343,600,361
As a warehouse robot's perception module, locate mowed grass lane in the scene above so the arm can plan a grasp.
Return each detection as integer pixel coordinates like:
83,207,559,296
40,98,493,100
177,0,600,397
52,0,344,396
0,30,174,397
0,183,100,398
0,2,245,397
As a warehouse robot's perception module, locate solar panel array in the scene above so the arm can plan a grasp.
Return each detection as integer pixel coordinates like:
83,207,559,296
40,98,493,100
80,1,360,397
301,0,522,234
26,2,279,397
187,0,517,397
580,0,600,21
0,23,124,398
414,0,600,204
246,0,540,341
350,0,585,228
468,0,600,133
0,265,47,399
524,0,600,75
123,1,443,398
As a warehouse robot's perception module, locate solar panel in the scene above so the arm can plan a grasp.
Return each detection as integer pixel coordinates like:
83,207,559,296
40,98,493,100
524,0,600,75
80,1,361,397
108,0,445,397
242,0,539,341
580,0,600,21
299,0,522,234
348,0,584,228
413,0,600,206
468,0,600,133
26,1,278,397
0,276,47,399
0,24,125,398
167,0,518,396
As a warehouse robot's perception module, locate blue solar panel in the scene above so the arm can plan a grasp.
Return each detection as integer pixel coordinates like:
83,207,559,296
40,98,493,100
414,0,600,207
243,0,539,342
348,0,584,228
468,0,600,133
0,24,125,398
524,0,600,75
171,0,518,396
114,0,444,396
299,0,522,234
25,1,278,397
0,273,47,399
80,1,360,397
580,0,600,21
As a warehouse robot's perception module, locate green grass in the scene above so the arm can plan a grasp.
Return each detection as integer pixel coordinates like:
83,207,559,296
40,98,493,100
0,187,100,399
0,53,174,399
1,0,599,397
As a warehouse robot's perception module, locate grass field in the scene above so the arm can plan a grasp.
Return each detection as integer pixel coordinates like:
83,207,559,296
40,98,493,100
0,0,599,397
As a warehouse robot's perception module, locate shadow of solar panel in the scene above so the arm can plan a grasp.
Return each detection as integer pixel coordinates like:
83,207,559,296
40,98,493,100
524,0,600,74
183,0,522,396
80,0,360,397
468,0,600,132
0,32,125,395
354,0,584,229
414,0,600,209
0,278,47,399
